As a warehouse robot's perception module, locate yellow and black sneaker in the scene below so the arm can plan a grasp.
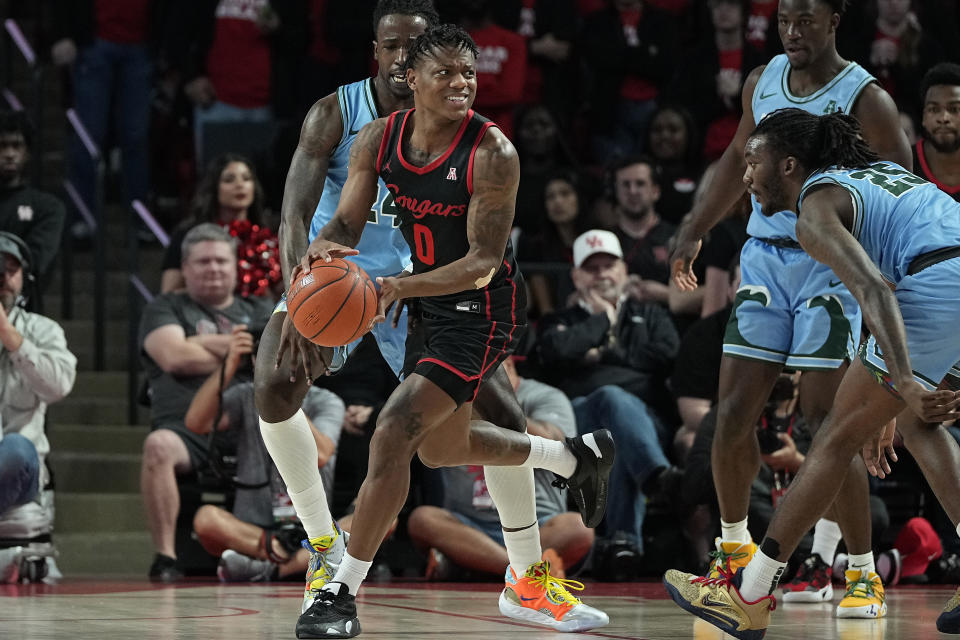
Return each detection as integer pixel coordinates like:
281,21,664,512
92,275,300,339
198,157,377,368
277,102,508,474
937,586,960,633
663,560,775,640
836,569,887,619
707,538,757,579
300,523,348,614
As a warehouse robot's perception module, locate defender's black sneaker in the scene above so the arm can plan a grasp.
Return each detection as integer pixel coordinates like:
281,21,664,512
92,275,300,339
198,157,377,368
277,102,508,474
296,582,360,638
553,429,615,528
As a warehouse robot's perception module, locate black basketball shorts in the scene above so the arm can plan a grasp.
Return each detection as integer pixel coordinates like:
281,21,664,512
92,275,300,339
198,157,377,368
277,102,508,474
410,305,526,406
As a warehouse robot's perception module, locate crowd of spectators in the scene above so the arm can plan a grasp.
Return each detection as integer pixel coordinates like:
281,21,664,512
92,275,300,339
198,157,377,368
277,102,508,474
3,0,960,584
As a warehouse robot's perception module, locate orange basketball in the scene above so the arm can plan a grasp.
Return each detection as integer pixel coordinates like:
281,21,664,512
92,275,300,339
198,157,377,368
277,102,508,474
287,257,378,347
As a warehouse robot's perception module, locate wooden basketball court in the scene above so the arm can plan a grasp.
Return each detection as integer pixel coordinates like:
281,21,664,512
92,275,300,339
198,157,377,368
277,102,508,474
2,579,956,639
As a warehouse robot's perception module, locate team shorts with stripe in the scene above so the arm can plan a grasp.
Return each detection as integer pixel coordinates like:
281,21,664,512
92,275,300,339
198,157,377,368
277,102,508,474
723,237,862,370
859,258,960,391
411,304,526,406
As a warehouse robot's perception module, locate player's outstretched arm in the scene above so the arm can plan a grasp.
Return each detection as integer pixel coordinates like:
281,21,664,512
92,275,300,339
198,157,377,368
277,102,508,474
279,95,343,285
796,187,958,421
853,83,913,171
671,65,764,291
298,119,387,275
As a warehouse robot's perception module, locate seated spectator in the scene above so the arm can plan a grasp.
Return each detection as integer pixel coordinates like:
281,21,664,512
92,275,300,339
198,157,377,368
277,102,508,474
671,257,739,460
537,229,679,569
913,63,960,200
0,111,67,282
522,171,595,318
600,156,675,304
457,0,527,140
407,357,593,579
140,223,273,582
580,0,679,160
513,104,579,237
184,327,345,582
0,232,76,582
644,104,703,226
161,154,281,298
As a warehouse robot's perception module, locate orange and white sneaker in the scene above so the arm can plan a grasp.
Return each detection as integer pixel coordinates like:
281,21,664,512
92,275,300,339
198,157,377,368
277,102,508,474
708,538,757,579
499,559,609,632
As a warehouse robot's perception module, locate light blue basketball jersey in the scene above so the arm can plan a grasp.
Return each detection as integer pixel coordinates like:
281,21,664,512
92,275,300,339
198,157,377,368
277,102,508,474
799,162,960,284
748,55,875,241
304,79,411,379
308,78,411,278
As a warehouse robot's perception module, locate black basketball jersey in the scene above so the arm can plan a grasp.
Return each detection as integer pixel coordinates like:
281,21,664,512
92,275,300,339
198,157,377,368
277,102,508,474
377,108,525,320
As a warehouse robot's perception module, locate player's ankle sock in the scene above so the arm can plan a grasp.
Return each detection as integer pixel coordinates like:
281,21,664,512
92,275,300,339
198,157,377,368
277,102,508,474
484,465,542,571
739,548,787,602
523,435,577,478
325,552,372,595
848,551,876,577
502,523,542,575
810,518,843,565
259,412,334,540
720,517,751,545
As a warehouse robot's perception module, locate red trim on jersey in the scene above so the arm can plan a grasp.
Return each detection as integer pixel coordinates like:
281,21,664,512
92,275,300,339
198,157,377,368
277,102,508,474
467,122,497,195
473,289,497,402
916,139,960,195
376,112,398,173
396,109,474,175
418,357,480,381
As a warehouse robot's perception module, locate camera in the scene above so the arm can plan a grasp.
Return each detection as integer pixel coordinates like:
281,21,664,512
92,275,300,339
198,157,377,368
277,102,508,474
756,373,797,454
757,426,785,454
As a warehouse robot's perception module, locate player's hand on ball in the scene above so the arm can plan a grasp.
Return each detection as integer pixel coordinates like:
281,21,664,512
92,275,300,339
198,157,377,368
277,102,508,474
275,312,327,384
295,238,359,279
371,276,402,329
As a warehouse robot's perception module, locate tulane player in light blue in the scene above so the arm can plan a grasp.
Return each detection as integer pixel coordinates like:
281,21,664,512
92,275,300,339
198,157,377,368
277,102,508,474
669,0,911,610
665,108,960,639
252,0,437,626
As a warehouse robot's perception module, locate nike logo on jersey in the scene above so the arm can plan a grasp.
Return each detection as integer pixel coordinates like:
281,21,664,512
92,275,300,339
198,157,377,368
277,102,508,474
828,280,842,287
758,91,777,100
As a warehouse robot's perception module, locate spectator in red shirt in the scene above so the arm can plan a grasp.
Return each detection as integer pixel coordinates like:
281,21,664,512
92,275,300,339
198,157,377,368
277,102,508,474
580,0,679,161
668,0,765,161
456,0,528,140
175,1,309,169
492,1,579,123
844,0,943,109
745,0,778,55
913,63,960,201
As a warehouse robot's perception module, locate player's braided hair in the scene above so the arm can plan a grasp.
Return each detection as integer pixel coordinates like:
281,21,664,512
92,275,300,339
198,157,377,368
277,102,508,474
404,24,479,72
372,0,439,35
750,108,879,170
